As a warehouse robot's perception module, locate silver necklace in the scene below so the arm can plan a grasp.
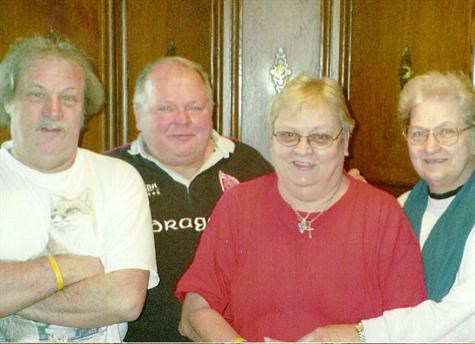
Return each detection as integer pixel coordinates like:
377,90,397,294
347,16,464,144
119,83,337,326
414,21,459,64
294,210,324,238
290,181,342,239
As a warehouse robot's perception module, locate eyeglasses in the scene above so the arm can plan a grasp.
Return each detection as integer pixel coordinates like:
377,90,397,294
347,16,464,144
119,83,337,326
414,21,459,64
272,128,343,148
403,124,474,146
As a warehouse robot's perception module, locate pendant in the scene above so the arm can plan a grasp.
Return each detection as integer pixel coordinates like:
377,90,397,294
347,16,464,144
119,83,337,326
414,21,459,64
298,219,309,233
297,220,314,238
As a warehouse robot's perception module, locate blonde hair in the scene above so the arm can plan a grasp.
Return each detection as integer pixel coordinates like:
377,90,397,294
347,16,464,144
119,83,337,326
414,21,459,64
399,71,475,129
270,74,355,134
0,33,104,128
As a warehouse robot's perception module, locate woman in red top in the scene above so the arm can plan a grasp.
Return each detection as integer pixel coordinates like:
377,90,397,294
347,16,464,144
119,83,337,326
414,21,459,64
176,74,426,342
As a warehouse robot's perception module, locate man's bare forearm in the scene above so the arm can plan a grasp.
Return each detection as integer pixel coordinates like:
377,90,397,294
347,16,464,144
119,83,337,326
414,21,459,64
18,269,149,328
0,255,103,317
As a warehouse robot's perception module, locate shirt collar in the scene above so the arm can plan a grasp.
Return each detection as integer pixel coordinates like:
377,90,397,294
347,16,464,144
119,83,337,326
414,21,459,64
129,130,235,186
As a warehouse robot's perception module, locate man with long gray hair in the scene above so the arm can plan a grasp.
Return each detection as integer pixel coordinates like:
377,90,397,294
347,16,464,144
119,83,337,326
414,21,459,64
0,34,158,342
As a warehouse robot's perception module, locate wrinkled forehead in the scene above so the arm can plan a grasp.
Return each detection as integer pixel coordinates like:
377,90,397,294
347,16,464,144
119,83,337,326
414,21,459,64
17,55,85,88
409,99,463,123
145,63,206,94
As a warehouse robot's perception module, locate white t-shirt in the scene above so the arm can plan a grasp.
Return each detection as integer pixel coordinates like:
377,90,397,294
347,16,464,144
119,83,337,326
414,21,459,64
363,191,475,342
0,141,159,342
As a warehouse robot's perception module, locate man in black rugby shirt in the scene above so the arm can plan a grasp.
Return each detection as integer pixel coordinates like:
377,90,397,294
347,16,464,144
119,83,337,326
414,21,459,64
107,56,273,342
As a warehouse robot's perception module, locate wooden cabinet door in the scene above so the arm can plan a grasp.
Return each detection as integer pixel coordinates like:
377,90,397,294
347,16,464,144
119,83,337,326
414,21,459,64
120,0,213,145
346,0,473,195
0,0,214,152
0,0,111,152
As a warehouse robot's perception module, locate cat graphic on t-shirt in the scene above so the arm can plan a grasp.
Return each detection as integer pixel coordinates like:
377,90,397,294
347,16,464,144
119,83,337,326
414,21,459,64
0,189,101,342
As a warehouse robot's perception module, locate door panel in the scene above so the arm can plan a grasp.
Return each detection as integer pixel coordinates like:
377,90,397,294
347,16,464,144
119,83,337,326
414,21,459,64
0,0,109,152
123,0,213,144
240,0,322,160
347,0,473,195
0,0,214,152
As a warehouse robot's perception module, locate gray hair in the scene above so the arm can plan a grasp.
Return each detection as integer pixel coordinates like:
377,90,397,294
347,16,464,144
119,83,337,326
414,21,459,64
132,56,214,108
0,33,104,128
399,71,475,127
270,74,355,134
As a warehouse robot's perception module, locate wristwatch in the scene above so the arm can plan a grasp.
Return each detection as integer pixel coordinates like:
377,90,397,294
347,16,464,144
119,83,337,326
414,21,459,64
355,322,366,342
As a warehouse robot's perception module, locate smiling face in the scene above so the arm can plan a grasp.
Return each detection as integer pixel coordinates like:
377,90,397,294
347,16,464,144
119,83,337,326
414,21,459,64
271,102,349,204
408,100,475,193
7,55,85,172
134,62,213,178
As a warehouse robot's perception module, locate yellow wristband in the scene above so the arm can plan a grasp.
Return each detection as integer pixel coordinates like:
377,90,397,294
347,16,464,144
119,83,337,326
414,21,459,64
48,256,64,291
232,337,246,343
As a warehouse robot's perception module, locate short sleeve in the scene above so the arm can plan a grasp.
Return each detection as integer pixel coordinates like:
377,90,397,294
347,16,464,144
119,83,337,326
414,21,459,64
99,160,159,289
176,189,240,313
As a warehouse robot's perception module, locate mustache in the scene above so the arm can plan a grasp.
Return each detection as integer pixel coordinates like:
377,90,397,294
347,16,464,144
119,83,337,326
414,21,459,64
35,119,66,131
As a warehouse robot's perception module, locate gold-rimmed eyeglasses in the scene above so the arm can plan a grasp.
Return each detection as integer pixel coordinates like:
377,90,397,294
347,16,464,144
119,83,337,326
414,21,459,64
402,124,474,146
272,128,343,148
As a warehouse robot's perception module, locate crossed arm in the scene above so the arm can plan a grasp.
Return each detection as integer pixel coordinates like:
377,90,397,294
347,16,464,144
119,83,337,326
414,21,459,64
0,255,148,328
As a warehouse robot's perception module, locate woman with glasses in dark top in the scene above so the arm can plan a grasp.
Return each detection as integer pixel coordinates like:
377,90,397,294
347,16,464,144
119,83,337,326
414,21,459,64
314,71,475,342
175,74,426,342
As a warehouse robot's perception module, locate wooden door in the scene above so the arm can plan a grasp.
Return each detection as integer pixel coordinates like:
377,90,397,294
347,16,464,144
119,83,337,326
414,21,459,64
346,0,474,195
0,0,111,152
0,0,214,152
119,0,213,145
239,0,323,160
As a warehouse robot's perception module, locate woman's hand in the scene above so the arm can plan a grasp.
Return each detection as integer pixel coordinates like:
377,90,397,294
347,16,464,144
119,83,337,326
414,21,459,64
347,168,367,182
296,324,360,342
263,336,286,342
263,324,360,343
